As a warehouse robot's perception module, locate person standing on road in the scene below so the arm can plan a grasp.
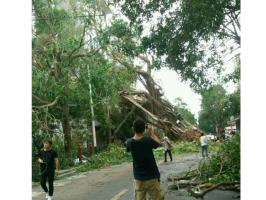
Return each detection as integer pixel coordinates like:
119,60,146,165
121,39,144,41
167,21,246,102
163,136,173,162
200,132,208,158
126,119,165,200
38,139,59,200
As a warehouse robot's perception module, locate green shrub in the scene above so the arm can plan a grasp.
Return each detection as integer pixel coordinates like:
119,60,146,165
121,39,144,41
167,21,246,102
172,141,200,154
77,144,132,172
201,133,240,183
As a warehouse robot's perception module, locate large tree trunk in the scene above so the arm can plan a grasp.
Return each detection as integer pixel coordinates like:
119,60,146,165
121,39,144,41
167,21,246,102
107,128,112,144
62,104,72,158
107,107,112,144
216,124,223,140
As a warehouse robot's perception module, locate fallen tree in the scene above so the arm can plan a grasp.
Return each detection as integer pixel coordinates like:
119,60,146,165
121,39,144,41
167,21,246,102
167,133,240,198
109,50,195,139
118,68,194,139
168,169,240,198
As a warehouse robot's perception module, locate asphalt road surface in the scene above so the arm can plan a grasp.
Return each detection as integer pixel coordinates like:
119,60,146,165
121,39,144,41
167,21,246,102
32,154,240,200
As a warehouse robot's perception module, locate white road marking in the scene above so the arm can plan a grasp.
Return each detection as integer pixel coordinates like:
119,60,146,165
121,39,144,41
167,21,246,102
110,188,128,200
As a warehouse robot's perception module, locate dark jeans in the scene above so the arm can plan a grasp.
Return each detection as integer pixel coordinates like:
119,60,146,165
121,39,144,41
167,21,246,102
201,145,208,157
164,149,173,162
40,170,55,196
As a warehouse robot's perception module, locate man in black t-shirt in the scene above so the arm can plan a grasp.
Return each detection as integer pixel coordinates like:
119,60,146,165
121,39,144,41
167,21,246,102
38,139,59,200
126,119,165,200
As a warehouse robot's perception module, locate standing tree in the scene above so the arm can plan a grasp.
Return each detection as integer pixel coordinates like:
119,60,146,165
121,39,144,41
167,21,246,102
227,87,240,118
32,0,136,157
198,85,230,138
33,0,91,157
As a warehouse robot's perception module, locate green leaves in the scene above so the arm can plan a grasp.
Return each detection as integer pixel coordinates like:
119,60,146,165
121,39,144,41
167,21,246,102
199,84,240,133
77,144,132,172
32,0,138,141
101,20,142,57
116,0,240,92
199,85,231,133
174,98,197,125
204,133,240,183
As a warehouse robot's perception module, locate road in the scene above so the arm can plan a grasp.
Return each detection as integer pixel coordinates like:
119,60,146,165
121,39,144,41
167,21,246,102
32,154,240,200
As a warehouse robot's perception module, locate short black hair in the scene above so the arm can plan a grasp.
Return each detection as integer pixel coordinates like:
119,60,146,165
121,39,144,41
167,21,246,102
43,139,52,145
133,119,145,134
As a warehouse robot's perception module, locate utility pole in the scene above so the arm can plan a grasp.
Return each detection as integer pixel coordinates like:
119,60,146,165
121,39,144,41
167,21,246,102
88,65,97,148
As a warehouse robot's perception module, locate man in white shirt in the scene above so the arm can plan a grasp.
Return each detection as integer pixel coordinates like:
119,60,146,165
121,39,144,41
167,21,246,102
200,132,208,158
163,136,173,162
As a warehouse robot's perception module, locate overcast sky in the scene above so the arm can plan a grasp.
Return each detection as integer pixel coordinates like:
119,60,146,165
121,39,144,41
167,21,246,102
136,56,238,121
136,69,202,120
153,68,202,118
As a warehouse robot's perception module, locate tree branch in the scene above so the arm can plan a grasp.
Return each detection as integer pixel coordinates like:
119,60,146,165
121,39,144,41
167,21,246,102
188,182,240,199
68,20,90,63
138,55,152,69
68,47,101,65
33,95,60,109
113,106,136,137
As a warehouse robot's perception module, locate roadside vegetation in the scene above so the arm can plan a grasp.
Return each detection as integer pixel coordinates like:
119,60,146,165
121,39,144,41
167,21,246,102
168,133,240,198
33,138,229,182
201,133,240,183
77,144,132,173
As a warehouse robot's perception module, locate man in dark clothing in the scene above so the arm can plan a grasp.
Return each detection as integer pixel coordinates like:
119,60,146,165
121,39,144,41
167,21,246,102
126,119,165,200
38,139,59,200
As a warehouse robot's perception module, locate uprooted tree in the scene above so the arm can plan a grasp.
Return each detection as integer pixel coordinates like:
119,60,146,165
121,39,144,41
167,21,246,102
118,69,194,139
100,20,196,140
105,42,194,139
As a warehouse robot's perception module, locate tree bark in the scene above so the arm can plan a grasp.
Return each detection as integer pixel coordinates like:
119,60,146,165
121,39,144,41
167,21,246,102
62,104,72,158
107,107,112,144
107,129,111,144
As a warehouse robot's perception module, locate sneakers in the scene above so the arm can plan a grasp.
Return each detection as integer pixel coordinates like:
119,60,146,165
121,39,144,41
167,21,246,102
47,196,52,200
45,193,49,199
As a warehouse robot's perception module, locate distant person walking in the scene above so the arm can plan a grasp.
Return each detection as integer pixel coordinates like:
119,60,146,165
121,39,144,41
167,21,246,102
163,136,173,162
38,139,59,200
126,119,165,200
200,132,208,158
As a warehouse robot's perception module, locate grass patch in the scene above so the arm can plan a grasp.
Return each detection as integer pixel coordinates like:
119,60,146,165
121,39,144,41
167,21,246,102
172,141,200,154
77,144,132,172
154,141,203,160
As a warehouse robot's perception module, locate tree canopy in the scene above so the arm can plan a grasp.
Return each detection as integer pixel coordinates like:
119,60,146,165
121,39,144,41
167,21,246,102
198,84,239,136
174,97,197,125
114,0,240,92
32,0,137,157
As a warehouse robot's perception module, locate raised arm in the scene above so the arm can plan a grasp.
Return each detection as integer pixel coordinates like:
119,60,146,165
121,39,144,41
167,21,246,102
148,125,162,146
